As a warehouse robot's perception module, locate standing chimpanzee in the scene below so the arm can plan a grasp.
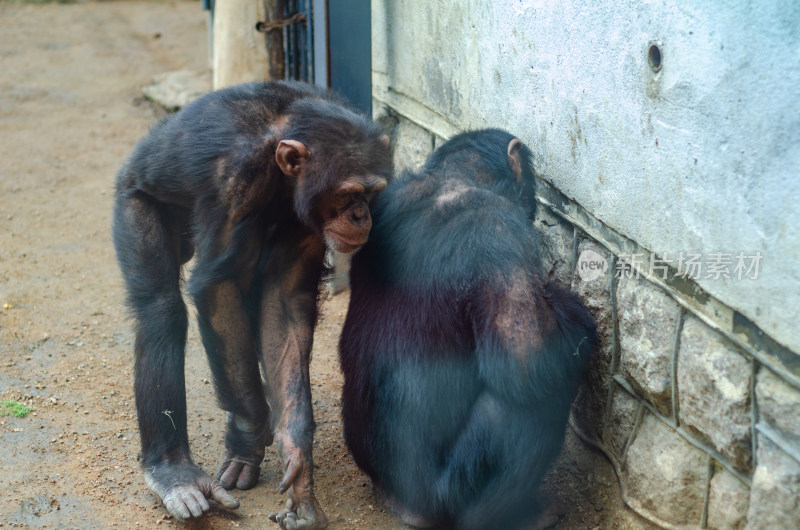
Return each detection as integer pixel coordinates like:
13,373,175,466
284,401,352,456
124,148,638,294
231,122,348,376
339,129,596,529
112,81,391,529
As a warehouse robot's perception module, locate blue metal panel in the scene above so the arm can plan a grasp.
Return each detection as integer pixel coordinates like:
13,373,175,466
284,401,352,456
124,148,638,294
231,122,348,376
327,0,372,116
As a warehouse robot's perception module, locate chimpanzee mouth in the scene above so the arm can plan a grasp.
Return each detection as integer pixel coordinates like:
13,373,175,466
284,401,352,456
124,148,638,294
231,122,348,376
326,233,366,253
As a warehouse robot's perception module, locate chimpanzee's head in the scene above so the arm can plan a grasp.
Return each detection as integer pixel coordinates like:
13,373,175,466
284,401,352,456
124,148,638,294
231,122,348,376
276,99,392,253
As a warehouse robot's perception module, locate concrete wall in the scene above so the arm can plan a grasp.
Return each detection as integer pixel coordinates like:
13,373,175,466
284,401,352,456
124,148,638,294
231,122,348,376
371,1,800,527
372,0,800,356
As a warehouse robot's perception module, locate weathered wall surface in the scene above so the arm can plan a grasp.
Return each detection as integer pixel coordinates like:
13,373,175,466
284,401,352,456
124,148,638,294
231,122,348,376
372,0,800,355
372,1,800,528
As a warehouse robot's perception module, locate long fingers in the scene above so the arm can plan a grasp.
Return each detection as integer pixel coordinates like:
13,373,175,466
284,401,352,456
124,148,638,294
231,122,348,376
163,489,193,521
181,490,207,518
209,480,241,509
236,464,260,490
217,459,245,489
162,481,240,520
218,458,261,490
279,458,302,494
269,506,327,529
269,495,328,529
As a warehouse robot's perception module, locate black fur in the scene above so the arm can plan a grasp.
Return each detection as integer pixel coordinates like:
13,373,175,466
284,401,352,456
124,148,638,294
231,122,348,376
112,80,390,524
339,129,596,529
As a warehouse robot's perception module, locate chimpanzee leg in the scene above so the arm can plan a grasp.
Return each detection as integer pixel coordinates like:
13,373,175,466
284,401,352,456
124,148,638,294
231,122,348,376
190,221,273,492
258,230,329,530
441,393,552,530
113,191,239,519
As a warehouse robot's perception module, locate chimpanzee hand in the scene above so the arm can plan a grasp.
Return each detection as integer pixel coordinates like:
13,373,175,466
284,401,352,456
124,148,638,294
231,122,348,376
270,493,328,530
216,451,264,491
268,443,329,529
144,461,239,520
216,412,271,490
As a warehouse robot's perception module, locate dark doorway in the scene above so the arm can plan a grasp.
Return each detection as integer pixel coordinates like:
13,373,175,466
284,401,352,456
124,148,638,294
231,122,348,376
317,0,372,116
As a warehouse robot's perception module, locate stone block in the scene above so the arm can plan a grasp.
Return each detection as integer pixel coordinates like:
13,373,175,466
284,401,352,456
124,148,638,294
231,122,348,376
623,413,707,526
677,316,752,471
707,466,749,530
756,369,800,452
392,117,433,173
616,275,679,415
142,69,211,111
532,205,574,287
745,436,800,529
570,239,614,441
602,385,640,462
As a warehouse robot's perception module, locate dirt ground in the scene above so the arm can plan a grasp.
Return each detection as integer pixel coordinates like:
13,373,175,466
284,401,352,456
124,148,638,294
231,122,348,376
0,2,657,528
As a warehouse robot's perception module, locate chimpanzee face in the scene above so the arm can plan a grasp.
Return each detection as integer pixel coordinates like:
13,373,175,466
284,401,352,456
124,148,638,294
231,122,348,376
275,138,389,253
317,176,386,253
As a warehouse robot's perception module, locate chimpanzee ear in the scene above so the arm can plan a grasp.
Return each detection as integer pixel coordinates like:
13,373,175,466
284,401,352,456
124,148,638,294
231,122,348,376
507,138,524,182
379,134,390,148
276,139,310,177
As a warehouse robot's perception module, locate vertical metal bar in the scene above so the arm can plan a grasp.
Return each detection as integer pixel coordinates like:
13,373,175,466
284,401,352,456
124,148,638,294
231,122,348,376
282,0,291,80
278,0,318,83
304,0,313,82
312,0,328,87
298,0,305,82
295,0,302,80
292,0,297,80
296,0,302,80
288,0,293,79
290,0,296,80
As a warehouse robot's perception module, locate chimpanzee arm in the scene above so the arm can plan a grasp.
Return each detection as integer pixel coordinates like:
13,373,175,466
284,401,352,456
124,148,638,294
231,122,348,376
258,225,329,530
181,205,275,493
194,281,273,489
471,270,596,406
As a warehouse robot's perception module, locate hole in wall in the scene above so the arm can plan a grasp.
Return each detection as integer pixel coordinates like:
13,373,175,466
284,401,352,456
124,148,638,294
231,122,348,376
648,43,663,72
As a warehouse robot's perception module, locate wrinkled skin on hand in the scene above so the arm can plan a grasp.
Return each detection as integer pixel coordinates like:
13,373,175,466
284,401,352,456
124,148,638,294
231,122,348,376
268,434,329,529
216,450,264,491
144,461,240,521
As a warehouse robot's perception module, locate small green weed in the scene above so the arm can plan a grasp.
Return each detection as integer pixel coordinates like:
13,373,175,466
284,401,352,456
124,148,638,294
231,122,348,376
0,400,33,418
162,409,176,430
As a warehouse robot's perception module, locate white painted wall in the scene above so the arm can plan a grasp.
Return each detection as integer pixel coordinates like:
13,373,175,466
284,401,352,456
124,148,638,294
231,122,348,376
372,0,800,353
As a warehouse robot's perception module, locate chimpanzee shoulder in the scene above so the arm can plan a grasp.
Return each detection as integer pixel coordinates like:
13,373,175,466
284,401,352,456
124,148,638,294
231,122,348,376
360,164,539,290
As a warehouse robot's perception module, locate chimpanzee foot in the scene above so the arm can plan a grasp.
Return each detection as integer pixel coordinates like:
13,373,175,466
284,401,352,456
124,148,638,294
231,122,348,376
217,412,271,490
268,447,328,529
269,495,329,530
144,461,239,521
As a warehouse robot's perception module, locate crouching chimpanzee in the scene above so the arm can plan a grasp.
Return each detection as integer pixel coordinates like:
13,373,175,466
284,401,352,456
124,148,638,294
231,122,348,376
339,129,596,529
112,81,391,529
